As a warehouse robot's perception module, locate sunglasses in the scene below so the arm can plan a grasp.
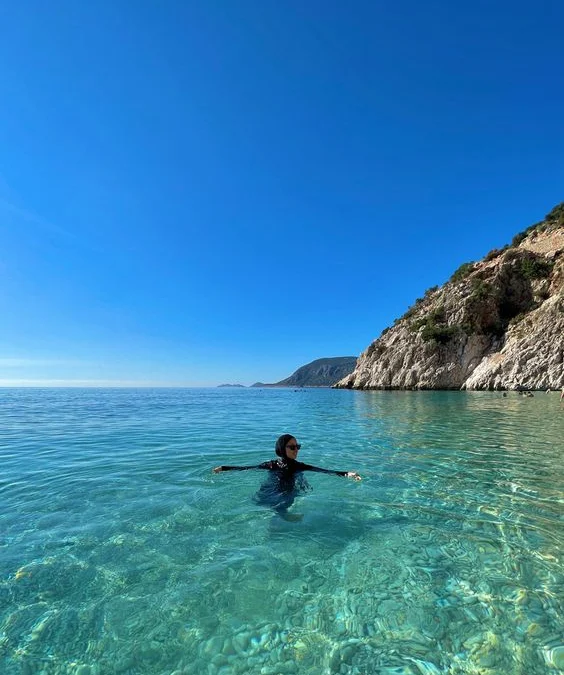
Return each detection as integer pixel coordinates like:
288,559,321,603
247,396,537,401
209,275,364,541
286,443,301,451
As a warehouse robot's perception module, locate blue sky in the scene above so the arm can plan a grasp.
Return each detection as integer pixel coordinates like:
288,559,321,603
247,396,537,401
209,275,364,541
1,1,563,386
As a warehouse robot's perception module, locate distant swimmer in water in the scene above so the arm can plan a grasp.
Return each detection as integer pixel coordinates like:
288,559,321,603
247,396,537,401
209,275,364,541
213,434,361,520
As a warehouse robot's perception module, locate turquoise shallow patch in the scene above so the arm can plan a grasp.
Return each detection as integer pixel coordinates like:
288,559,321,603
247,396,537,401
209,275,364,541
0,387,563,674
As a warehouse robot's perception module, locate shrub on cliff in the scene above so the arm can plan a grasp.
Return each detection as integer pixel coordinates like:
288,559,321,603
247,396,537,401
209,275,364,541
410,306,445,332
519,256,554,279
421,323,459,345
511,227,536,247
510,201,564,247
485,247,508,262
470,279,496,301
410,305,460,344
504,249,554,280
450,262,474,283
545,202,564,226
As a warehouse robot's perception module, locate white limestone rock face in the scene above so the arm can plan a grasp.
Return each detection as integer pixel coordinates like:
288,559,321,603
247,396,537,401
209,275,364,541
464,295,564,390
336,212,564,391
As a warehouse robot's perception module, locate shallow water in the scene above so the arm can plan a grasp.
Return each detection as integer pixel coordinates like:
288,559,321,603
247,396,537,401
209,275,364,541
0,387,563,675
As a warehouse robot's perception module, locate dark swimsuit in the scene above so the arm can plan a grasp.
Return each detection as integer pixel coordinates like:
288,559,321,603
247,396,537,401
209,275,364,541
217,458,348,514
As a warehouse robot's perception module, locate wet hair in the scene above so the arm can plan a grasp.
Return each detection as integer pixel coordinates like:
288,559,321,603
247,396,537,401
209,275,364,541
275,433,296,459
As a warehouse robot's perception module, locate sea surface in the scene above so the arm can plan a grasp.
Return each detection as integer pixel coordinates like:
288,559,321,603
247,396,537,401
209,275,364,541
1,387,563,675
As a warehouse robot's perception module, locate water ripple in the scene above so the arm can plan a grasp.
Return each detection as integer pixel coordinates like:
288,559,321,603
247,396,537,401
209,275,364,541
0,388,562,674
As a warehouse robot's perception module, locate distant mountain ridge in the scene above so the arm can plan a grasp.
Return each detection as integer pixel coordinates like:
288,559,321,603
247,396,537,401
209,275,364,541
252,357,357,388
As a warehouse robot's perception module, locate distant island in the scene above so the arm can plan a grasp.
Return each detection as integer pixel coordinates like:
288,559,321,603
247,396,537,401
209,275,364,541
217,384,246,388
252,357,357,388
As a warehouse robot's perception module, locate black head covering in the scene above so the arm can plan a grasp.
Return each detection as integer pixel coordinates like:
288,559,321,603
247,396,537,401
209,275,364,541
275,433,296,459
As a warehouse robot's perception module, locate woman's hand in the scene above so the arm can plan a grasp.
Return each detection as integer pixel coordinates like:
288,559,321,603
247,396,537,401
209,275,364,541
346,471,361,481
212,466,224,473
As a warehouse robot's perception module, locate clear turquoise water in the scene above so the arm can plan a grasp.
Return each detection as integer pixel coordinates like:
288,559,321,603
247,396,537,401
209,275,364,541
1,388,563,675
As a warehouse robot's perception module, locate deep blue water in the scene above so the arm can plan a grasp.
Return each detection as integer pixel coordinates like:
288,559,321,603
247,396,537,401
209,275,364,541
1,387,563,675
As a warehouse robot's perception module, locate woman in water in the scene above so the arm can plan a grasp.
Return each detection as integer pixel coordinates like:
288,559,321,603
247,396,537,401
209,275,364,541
213,434,361,518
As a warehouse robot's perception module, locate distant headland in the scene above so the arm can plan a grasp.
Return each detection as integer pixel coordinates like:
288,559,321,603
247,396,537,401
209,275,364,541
251,357,357,388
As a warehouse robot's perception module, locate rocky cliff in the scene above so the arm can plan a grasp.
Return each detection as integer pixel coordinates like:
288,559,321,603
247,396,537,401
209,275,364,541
336,203,564,391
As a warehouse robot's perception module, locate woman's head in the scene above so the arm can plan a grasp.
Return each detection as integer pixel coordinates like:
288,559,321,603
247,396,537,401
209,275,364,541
275,434,301,460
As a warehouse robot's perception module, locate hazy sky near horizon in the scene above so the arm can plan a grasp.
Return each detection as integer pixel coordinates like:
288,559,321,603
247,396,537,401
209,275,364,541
1,1,563,386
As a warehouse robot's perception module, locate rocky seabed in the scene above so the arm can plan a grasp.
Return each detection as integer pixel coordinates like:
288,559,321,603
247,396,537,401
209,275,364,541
3,517,562,675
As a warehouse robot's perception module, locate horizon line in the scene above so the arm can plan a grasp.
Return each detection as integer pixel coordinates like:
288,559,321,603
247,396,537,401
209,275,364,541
0,380,223,388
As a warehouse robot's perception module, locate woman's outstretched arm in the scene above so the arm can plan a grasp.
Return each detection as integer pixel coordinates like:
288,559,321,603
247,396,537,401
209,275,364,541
299,463,361,480
213,461,276,473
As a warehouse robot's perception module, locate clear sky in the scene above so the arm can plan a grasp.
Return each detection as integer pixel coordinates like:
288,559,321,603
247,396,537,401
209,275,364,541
1,1,563,386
